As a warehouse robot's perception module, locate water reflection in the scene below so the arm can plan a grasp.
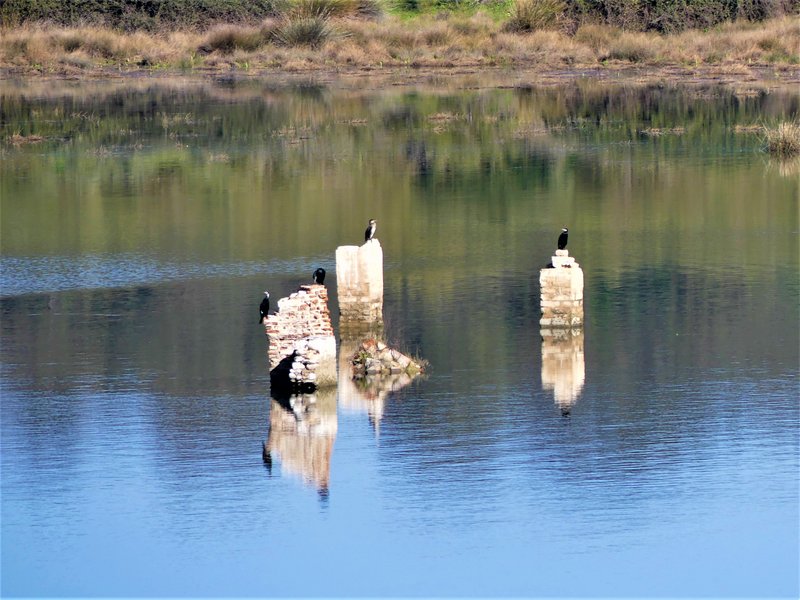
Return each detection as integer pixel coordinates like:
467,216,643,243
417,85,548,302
2,78,798,598
263,387,337,498
540,329,585,416
337,338,417,436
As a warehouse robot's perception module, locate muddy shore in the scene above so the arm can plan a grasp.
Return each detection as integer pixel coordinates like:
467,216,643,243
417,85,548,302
2,61,798,92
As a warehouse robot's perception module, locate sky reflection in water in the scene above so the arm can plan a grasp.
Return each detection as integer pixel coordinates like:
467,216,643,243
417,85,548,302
1,78,798,598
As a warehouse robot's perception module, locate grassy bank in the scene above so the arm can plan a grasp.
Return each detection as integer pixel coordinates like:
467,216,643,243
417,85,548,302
0,4,797,76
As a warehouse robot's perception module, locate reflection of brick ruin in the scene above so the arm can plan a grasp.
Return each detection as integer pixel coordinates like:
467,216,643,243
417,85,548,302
263,388,337,494
264,284,337,388
540,249,584,328
541,328,585,412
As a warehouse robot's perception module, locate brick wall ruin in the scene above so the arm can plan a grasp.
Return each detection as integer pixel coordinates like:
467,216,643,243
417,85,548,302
264,284,337,388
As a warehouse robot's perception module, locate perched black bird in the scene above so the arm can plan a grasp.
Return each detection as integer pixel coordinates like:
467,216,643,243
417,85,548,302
557,227,569,250
364,218,377,243
313,268,326,285
258,291,270,324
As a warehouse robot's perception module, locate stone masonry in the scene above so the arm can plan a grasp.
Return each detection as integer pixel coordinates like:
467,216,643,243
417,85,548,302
336,240,384,323
264,284,337,388
540,249,584,328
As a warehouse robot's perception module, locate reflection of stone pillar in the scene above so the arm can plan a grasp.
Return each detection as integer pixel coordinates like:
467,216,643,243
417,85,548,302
338,339,386,433
540,249,584,328
336,241,383,330
541,328,585,413
263,387,337,494
337,338,419,436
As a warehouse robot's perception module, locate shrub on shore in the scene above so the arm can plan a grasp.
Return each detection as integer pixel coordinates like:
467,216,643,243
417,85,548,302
2,0,797,33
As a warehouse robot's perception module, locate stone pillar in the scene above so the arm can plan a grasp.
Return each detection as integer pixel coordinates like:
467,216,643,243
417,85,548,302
541,328,585,414
336,240,383,330
264,284,337,389
539,249,584,328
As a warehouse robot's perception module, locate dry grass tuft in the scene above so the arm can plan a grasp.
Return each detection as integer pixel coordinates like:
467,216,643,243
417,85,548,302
0,15,797,73
419,21,451,46
605,32,658,62
201,25,265,54
272,15,335,48
7,133,45,144
574,23,618,52
764,121,800,158
286,0,383,19
503,0,565,33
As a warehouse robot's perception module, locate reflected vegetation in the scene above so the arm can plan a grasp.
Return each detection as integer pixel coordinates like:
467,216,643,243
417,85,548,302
2,78,797,280
541,329,585,416
263,387,337,498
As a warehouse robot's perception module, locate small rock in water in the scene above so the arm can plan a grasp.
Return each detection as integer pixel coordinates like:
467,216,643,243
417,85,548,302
351,338,426,379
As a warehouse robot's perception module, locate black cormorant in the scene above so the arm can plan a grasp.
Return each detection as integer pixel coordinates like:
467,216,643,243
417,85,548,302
313,268,326,285
557,227,569,250
364,219,377,243
258,291,270,324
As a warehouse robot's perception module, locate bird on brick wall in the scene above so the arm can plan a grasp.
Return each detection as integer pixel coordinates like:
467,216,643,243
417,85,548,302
557,227,569,250
258,291,270,324
313,268,326,285
364,218,377,243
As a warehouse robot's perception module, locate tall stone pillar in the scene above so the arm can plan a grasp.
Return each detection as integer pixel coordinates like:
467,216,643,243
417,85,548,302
336,240,384,331
539,249,584,328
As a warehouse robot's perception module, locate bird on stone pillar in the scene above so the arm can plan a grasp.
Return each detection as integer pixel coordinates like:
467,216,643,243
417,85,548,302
557,227,569,250
364,219,377,243
313,268,326,285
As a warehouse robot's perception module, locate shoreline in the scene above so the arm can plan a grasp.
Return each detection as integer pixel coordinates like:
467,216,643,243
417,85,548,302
2,62,799,92
1,15,798,92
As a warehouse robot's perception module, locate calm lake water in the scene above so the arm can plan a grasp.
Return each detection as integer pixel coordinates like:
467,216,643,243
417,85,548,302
1,75,798,598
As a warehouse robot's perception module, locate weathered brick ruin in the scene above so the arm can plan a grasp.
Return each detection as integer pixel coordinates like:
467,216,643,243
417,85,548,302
540,249,584,328
264,284,337,389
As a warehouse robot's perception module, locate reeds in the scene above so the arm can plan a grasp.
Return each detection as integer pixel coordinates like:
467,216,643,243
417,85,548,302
764,122,800,158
